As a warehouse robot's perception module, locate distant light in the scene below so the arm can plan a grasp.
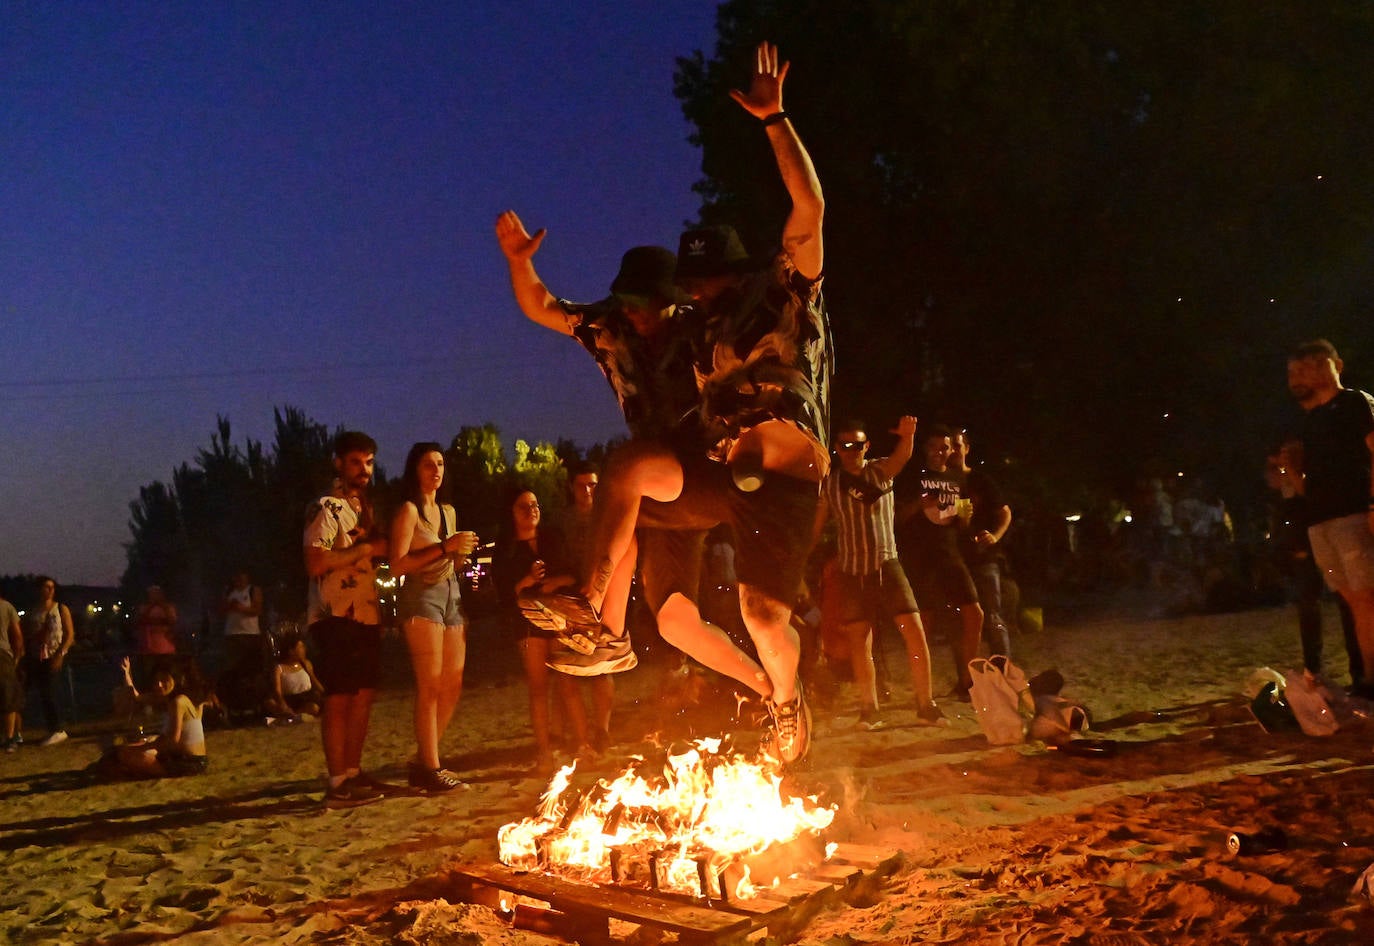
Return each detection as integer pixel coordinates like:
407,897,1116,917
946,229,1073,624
1064,514,1082,523
1268,298,1276,303
1162,413,1170,419
1177,471,1184,477
1316,175,1324,181
1124,514,1133,523
1176,297,1183,303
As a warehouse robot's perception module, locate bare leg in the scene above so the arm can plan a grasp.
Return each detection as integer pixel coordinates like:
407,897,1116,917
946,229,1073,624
584,443,685,612
435,624,466,754
956,602,985,689
518,636,553,764
893,612,933,704
589,674,615,737
657,593,772,698
342,689,375,774
552,673,592,748
1340,588,1374,684
598,535,637,637
405,616,444,769
739,584,801,704
321,693,350,778
842,620,878,709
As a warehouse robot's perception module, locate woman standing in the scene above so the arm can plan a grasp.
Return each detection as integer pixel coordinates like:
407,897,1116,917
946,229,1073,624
492,487,593,773
389,442,478,793
22,575,75,746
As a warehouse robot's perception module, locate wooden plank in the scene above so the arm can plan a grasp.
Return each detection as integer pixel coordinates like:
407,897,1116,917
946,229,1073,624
451,863,753,938
827,843,899,869
810,862,862,885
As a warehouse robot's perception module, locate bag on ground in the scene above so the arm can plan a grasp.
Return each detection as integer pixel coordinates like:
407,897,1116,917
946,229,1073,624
1282,669,1339,736
968,656,1031,745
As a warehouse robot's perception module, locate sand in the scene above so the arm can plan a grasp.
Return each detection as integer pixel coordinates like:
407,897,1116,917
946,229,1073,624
2,602,1372,945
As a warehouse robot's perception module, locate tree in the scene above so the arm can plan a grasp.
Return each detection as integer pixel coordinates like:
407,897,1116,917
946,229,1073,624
675,0,1374,515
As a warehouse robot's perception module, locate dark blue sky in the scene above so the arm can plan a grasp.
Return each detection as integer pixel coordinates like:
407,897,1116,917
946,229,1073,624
1,2,721,584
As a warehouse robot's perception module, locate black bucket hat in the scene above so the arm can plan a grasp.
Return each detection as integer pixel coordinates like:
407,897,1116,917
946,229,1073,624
609,246,680,303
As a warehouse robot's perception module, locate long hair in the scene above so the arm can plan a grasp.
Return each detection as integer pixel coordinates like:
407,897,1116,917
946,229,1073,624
400,441,447,527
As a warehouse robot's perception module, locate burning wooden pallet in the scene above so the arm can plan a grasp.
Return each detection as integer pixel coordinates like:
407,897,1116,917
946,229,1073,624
447,842,903,946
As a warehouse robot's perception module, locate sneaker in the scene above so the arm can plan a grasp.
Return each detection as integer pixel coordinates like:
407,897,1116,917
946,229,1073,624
856,707,886,731
325,776,383,809
2,737,14,753
916,700,947,726
408,762,466,794
767,684,813,764
39,730,69,747
12,732,22,748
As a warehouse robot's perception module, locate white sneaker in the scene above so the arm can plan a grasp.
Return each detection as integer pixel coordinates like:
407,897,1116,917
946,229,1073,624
39,730,68,747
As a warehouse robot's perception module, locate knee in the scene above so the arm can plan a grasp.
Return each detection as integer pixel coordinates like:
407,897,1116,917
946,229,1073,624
740,587,790,632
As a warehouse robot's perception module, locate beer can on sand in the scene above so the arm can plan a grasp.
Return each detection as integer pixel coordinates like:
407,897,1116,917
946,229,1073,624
1227,827,1287,855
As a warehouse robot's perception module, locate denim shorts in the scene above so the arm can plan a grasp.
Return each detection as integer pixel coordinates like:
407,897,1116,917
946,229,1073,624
397,573,466,627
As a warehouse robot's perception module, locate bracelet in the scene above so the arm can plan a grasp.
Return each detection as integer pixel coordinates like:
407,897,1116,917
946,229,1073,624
761,111,789,127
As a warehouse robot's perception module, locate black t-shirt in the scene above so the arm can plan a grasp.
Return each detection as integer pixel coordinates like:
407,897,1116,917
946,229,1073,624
960,466,1007,565
1300,387,1374,523
896,466,965,564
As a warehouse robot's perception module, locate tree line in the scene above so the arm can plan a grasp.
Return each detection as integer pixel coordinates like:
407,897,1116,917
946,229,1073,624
119,406,612,627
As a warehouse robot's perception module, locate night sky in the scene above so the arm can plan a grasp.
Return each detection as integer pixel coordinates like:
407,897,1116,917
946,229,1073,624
2,2,720,584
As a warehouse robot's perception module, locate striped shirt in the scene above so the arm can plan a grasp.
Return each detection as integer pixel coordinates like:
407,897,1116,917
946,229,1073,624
823,461,898,575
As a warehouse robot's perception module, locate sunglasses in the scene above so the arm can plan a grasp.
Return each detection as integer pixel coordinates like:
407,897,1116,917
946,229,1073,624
838,441,867,450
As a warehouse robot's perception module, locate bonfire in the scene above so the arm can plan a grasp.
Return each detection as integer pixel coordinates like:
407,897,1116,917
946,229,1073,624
498,738,836,900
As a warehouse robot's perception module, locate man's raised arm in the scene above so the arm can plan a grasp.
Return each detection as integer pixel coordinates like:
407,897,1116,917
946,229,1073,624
495,210,574,336
729,41,824,280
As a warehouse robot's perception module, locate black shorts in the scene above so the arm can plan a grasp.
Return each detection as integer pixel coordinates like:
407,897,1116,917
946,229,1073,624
639,455,819,608
909,549,980,609
834,559,920,624
638,528,709,613
308,616,381,695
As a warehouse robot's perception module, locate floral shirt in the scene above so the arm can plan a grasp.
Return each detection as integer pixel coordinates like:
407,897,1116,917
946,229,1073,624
690,251,832,471
303,495,380,626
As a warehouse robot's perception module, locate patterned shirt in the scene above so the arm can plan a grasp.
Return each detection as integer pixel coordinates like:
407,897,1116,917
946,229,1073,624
691,251,832,471
560,297,704,449
303,495,381,626
823,461,898,575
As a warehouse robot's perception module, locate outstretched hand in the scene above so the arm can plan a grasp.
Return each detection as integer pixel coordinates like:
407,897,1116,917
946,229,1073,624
892,415,918,438
729,41,788,119
495,210,546,262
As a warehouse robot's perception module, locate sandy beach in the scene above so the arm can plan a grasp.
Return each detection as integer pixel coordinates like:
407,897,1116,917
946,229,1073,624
3,602,1372,945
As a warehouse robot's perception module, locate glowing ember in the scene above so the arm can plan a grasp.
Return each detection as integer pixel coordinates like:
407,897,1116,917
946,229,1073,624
498,738,835,899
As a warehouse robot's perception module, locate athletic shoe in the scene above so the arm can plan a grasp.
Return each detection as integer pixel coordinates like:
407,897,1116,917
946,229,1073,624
325,776,382,809
856,707,886,732
767,684,813,764
2,737,14,753
916,700,947,726
408,762,466,794
546,630,638,676
542,591,601,630
39,730,68,747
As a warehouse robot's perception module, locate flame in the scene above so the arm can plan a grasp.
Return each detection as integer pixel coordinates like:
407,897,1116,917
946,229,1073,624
498,738,835,898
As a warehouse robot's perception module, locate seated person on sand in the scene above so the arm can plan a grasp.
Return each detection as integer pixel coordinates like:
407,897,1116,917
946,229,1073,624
263,634,325,722
94,657,209,779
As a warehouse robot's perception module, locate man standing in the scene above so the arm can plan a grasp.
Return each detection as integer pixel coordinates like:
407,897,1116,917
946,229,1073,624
951,429,1014,657
538,41,831,764
896,425,985,700
0,588,23,751
304,431,390,807
1287,339,1374,696
814,416,941,729
220,569,265,721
